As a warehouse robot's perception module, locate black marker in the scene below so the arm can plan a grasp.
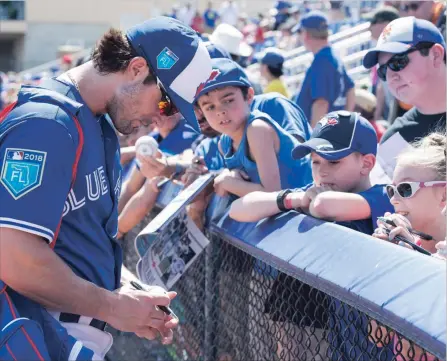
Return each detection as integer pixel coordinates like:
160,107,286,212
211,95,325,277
130,281,178,319
377,217,433,240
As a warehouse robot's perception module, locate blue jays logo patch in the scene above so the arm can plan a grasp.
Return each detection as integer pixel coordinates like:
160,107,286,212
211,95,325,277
157,47,179,70
1,148,47,200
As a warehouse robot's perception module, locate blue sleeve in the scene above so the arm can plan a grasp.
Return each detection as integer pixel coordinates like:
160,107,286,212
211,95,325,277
272,97,311,141
310,59,333,102
0,119,76,244
358,185,394,229
344,70,355,90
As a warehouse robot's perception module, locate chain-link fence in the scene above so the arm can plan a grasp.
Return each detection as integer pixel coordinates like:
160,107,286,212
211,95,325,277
108,207,444,361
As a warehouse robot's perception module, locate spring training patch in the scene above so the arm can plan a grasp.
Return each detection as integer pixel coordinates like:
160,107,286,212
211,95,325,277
157,47,179,70
1,148,47,200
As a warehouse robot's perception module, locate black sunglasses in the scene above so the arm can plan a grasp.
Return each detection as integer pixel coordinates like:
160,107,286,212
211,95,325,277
377,42,434,82
403,2,420,12
137,44,179,117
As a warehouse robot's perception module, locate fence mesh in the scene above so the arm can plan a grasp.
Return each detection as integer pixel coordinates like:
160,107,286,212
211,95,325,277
107,210,443,361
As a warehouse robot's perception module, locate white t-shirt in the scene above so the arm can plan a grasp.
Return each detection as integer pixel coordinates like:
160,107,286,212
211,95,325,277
218,1,239,26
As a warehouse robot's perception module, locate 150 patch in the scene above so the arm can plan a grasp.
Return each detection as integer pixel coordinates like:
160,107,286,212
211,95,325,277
1,148,47,200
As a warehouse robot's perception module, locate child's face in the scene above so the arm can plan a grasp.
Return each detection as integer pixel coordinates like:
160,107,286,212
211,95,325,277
391,163,445,231
310,152,368,193
197,86,253,136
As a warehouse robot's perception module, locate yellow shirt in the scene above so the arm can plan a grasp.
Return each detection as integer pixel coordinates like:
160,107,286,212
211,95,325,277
264,79,289,98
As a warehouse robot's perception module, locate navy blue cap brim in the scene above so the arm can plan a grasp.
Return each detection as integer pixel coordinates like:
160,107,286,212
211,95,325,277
195,80,251,102
292,138,354,160
363,41,411,68
169,91,200,133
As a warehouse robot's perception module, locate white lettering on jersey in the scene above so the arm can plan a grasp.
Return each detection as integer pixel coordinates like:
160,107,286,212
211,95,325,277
62,166,118,217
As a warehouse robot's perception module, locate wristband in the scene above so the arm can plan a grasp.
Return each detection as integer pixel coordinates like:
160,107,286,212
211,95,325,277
276,189,292,212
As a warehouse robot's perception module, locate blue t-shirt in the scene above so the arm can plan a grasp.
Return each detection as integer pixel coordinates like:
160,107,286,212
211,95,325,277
293,46,355,122
0,80,123,291
251,92,312,142
220,109,312,189
294,183,393,235
149,118,199,156
203,9,218,28
194,136,224,171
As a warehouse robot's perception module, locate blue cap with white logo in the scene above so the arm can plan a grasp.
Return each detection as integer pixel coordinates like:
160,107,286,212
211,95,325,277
292,111,377,160
126,16,212,132
205,41,232,59
292,10,328,33
194,58,252,101
363,16,446,69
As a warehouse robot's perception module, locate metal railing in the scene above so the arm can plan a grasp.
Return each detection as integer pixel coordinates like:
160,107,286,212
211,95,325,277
108,183,446,361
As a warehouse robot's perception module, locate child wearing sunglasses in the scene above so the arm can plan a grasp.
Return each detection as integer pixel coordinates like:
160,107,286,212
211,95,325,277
370,131,446,361
372,131,446,254
195,58,312,197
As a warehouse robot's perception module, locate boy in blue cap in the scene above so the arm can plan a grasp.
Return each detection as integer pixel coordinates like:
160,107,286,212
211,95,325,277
230,110,393,234
260,49,289,97
0,16,212,359
291,11,356,128
195,58,312,197
230,110,395,361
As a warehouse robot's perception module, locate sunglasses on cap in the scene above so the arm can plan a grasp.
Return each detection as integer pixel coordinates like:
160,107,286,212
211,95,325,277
377,42,435,82
386,181,447,199
137,44,180,117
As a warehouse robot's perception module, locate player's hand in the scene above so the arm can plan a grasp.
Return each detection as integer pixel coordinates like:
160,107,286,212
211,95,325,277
106,283,178,343
137,151,171,179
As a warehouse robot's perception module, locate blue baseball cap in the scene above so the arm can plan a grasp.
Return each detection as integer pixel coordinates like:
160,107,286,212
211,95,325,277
363,16,446,69
194,58,252,101
292,111,377,161
126,16,212,132
204,41,232,59
292,10,328,33
261,50,285,69
275,1,291,11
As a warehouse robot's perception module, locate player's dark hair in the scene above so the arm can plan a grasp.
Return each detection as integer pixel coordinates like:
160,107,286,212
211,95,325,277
91,28,156,84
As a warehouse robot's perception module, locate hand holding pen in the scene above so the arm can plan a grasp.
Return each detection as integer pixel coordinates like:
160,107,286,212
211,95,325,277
373,213,433,256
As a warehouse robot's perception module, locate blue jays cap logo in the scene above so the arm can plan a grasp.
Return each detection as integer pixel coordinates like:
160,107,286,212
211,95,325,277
194,69,221,98
1,148,47,199
157,47,179,70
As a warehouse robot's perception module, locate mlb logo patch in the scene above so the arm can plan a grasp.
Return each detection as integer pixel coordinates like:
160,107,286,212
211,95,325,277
157,47,179,70
1,148,47,200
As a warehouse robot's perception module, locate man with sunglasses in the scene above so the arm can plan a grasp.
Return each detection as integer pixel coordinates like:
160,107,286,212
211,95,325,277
0,16,212,359
363,16,446,144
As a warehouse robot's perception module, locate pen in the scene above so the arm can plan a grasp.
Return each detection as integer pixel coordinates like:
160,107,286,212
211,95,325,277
377,225,432,256
377,217,433,240
130,280,178,319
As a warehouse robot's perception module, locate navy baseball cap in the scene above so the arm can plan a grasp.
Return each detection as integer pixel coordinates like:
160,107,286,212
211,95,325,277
126,16,212,132
204,41,232,59
292,10,328,33
363,16,446,69
261,50,285,69
194,58,252,101
292,111,378,161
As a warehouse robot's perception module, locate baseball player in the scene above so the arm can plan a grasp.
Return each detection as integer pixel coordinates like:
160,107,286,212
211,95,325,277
0,17,212,359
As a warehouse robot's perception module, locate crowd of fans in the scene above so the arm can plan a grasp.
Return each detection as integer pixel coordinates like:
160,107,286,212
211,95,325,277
1,1,446,359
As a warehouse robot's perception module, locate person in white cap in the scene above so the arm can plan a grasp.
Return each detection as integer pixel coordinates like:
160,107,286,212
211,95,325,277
363,16,446,144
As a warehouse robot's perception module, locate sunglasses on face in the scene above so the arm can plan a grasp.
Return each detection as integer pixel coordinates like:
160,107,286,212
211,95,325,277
137,44,180,117
377,43,434,82
386,181,447,199
403,2,420,12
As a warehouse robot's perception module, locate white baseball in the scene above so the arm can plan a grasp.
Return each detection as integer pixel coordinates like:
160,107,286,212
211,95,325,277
135,136,159,157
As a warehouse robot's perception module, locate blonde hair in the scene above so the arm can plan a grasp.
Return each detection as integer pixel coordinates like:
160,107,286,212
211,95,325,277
397,131,446,180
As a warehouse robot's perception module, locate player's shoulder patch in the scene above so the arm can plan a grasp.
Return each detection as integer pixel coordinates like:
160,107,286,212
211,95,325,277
0,148,47,200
